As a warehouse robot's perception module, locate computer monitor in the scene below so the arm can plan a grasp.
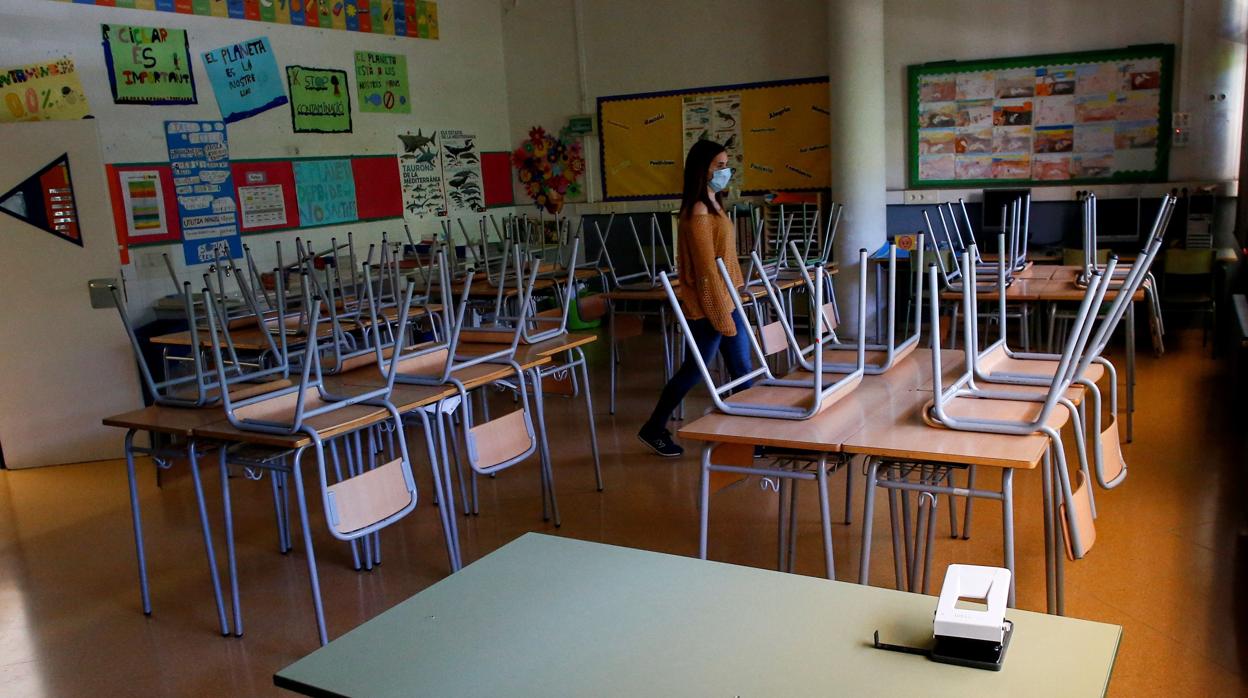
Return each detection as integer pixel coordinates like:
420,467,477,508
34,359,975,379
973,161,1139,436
981,188,1030,232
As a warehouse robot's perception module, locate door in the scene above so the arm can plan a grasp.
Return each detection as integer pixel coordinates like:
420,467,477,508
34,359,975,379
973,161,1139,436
0,120,143,468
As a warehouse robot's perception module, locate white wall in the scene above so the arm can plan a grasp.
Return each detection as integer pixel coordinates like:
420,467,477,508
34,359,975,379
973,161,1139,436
501,0,1244,204
0,0,513,322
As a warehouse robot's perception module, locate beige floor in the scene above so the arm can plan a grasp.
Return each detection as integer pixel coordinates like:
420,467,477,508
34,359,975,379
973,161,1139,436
0,326,1245,696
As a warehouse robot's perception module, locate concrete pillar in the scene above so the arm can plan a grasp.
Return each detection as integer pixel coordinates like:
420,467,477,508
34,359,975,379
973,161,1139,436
828,0,888,335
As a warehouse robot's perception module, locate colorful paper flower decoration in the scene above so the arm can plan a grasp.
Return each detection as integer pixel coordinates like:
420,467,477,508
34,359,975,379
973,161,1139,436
512,127,586,214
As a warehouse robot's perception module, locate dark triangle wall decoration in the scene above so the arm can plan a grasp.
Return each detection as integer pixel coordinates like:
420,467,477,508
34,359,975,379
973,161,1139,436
0,154,83,247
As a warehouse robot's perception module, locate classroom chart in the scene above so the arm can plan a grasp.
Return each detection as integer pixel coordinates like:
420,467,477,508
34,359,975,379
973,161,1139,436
909,45,1173,187
164,119,241,265
597,77,831,199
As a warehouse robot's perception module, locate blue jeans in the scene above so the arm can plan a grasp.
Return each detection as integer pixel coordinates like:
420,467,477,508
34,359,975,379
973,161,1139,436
643,310,753,433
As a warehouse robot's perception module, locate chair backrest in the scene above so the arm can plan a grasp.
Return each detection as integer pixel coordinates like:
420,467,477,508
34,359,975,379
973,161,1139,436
208,276,410,435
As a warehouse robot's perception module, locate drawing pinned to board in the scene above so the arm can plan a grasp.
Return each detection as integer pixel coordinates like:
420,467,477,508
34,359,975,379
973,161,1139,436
439,130,484,213
355,51,410,113
202,37,287,123
398,129,446,218
102,24,196,105
287,65,352,133
292,159,358,226
164,120,241,265
0,58,90,122
118,170,168,238
681,93,742,189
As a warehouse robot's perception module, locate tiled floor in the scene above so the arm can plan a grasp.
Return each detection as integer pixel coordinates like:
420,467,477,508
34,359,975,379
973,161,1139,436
0,326,1245,696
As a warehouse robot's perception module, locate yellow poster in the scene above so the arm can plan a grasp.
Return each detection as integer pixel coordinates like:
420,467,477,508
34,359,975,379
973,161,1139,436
0,57,90,123
599,95,683,199
599,78,830,199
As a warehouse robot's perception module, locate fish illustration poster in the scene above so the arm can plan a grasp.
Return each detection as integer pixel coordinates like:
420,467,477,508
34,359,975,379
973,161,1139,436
438,130,484,214
397,128,446,218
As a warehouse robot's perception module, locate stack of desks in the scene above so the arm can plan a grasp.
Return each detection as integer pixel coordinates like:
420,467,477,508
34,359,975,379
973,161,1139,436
102,333,598,644
679,348,1065,611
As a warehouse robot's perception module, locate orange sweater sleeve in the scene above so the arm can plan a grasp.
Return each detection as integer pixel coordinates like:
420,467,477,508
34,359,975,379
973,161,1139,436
683,215,739,336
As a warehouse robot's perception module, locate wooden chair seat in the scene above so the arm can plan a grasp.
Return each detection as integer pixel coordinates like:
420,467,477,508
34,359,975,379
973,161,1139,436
1100,417,1126,484
726,373,862,415
466,410,534,470
920,395,1069,432
325,458,414,536
233,388,383,434
822,339,918,368
977,344,1105,383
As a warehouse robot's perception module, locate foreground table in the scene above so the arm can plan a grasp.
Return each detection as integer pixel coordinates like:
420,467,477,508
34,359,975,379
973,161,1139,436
275,533,1120,697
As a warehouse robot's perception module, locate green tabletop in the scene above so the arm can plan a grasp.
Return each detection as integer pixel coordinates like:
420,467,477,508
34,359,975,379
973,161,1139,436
276,533,1120,697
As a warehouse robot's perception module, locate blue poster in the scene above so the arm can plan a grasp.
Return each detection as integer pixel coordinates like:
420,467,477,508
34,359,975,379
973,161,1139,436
293,159,358,227
164,120,242,266
201,36,287,124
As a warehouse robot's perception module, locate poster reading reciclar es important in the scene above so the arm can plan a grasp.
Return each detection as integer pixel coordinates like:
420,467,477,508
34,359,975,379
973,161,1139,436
164,120,242,265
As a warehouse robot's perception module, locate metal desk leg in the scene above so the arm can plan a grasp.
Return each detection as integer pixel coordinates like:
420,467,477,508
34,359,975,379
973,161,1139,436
531,367,562,527
289,445,329,646
1001,468,1016,607
122,429,151,616
875,263,883,342
186,438,230,636
1126,300,1135,442
858,457,880,585
816,456,835,580
573,347,604,491
433,410,463,567
218,447,244,637
608,301,617,415
698,443,714,560
1041,448,1056,615
409,410,459,572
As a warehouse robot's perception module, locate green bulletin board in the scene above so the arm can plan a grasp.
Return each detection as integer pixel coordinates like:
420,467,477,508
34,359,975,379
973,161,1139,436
908,44,1174,188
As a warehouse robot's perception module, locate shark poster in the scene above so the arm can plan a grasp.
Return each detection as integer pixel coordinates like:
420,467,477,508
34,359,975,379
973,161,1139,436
397,128,446,218
438,129,484,214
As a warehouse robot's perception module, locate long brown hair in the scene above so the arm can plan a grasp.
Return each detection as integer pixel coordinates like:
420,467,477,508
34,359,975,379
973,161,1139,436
679,139,726,219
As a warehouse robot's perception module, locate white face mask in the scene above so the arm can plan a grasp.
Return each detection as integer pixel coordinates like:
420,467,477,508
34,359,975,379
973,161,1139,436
709,167,732,192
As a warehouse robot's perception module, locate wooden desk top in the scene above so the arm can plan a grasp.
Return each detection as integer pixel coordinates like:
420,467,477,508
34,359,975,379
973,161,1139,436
680,348,1048,468
275,534,1121,697
677,350,962,452
102,404,228,436
455,333,597,362
190,397,391,448
150,321,346,351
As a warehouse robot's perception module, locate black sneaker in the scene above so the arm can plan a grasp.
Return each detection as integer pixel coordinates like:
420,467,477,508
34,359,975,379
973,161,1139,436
638,428,684,457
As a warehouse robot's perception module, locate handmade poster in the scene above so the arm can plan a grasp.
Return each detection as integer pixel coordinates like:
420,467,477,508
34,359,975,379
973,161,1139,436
438,129,484,213
287,65,352,133
202,37,287,123
238,184,287,229
0,57,90,122
118,169,168,238
397,129,446,217
292,159,358,226
101,24,196,105
909,45,1171,185
54,0,440,39
164,120,241,265
355,50,410,113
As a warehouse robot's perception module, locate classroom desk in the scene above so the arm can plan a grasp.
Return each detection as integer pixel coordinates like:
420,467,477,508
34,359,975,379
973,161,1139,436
102,405,240,636
679,348,1071,609
274,533,1122,697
